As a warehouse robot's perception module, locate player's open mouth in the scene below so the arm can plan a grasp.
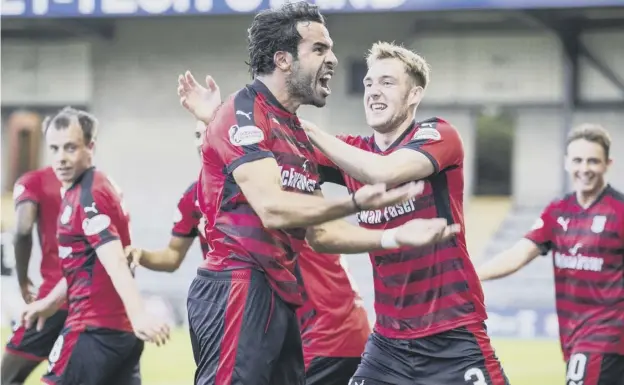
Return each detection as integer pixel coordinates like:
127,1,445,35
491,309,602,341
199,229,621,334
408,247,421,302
370,103,387,111
318,73,332,95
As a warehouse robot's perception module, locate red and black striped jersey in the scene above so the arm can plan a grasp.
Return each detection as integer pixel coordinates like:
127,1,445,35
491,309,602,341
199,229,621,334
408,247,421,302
296,246,370,368
13,166,65,304
524,185,624,359
171,181,210,257
317,117,487,339
197,80,321,306
57,167,132,332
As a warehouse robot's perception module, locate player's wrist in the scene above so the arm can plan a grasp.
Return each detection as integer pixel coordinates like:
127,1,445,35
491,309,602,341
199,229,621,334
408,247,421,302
351,192,364,212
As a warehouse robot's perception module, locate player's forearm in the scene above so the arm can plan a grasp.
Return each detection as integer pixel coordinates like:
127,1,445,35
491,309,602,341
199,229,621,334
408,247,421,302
262,190,357,229
96,241,145,321
306,127,385,185
478,239,541,281
140,248,184,272
306,220,385,254
43,278,68,310
13,233,33,287
477,250,529,281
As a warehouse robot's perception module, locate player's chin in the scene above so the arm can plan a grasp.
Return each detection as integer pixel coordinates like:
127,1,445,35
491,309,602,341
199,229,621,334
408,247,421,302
574,180,599,193
309,94,328,108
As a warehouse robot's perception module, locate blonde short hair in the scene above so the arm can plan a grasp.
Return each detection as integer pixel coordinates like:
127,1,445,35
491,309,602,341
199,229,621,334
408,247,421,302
366,41,431,89
566,123,611,159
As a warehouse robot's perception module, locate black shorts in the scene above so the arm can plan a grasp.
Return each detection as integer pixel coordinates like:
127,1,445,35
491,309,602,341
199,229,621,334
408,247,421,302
306,356,361,385
5,309,68,361
351,323,510,385
41,326,143,385
565,352,624,385
187,268,305,385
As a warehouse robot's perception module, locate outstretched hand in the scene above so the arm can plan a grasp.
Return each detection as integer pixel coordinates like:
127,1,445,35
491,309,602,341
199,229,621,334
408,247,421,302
177,71,222,124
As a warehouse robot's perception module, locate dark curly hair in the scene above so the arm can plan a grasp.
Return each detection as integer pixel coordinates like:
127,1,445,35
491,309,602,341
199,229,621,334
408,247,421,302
42,106,98,144
247,2,325,77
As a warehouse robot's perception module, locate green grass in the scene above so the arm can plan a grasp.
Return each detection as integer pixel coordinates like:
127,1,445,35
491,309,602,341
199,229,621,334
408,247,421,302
2,328,564,385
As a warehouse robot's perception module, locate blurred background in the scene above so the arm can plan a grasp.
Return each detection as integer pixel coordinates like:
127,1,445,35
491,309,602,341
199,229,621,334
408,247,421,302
1,0,623,384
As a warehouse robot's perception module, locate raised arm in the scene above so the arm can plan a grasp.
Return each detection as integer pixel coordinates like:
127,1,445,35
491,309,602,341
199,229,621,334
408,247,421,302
303,118,461,186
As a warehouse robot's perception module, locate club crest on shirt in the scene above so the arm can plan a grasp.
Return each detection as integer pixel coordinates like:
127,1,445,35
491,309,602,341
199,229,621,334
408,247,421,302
60,206,73,225
228,125,264,146
591,215,606,233
82,214,111,236
413,127,441,141
13,184,25,201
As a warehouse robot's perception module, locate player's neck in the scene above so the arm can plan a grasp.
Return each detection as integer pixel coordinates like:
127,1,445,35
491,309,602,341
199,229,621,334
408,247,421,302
575,182,607,208
373,114,415,151
255,76,300,114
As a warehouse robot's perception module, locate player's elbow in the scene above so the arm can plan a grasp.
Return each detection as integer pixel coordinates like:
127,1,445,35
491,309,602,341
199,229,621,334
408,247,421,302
257,204,288,230
254,196,294,229
163,248,184,272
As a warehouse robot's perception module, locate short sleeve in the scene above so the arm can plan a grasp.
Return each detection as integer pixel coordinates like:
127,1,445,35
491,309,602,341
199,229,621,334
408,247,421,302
13,172,40,207
524,204,556,255
172,186,199,238
80,189,120,249
400,119,463,174
210,93,274,175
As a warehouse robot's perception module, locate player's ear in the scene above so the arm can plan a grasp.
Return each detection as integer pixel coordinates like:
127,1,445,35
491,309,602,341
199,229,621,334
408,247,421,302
408,85,424,107
274,51,293,72
87,140,95,151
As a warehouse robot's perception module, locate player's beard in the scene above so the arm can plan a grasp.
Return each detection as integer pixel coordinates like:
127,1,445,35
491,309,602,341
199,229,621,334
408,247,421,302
286,61,323,107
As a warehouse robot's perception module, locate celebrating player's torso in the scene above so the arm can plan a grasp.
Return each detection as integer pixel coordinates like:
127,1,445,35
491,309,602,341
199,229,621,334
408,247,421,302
13,167,65,303
525,185,624,359
57,167,132,332
320,118,487,339
296,246,370,368
198,80,322,306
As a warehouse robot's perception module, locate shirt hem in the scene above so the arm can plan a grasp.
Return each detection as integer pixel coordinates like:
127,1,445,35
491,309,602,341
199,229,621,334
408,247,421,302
374,313,486,340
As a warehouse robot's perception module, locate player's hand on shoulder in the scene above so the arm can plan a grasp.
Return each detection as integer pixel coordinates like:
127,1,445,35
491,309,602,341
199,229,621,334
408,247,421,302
354,181,424,210
21,298,56,331
396,218,461,247
177,70,222,124
132,313,170,346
